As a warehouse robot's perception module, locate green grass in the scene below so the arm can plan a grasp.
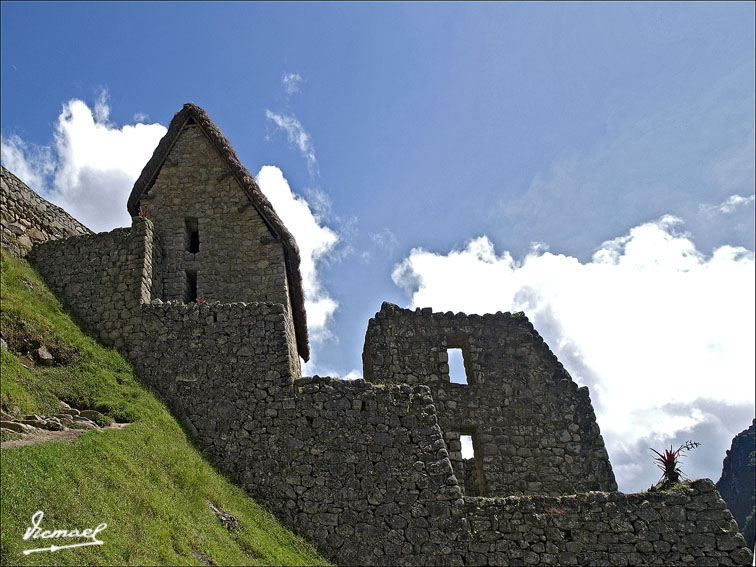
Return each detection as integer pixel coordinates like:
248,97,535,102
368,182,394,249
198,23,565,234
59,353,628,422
0,249,329,566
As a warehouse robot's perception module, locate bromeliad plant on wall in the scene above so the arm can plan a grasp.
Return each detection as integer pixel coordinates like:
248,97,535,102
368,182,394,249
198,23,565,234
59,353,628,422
650,440,701,488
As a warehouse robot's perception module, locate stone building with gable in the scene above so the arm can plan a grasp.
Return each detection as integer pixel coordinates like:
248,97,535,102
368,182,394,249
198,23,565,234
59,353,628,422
2,103,752,566
126,103,310,367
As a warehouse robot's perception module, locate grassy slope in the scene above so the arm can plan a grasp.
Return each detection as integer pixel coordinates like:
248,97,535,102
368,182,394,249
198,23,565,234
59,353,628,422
0,249,329,566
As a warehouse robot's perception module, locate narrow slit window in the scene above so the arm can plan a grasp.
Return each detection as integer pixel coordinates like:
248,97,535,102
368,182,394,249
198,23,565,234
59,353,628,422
185,270,197,303
448,347,468,384
460,430,486,496
185,217,199,253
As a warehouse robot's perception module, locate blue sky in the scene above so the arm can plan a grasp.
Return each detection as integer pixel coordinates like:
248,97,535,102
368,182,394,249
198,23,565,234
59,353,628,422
2,2,754,493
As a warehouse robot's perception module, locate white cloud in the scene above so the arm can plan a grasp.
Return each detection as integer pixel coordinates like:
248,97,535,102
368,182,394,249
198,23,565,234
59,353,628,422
392,216,755,492
282,72,303,96
93,88,110,123
370,228,399,256
265,110,318,176
1,134,56,191
343,369,363,380
256,165,339,342
300,330,362,378
698,193,755,215
1,95,167,232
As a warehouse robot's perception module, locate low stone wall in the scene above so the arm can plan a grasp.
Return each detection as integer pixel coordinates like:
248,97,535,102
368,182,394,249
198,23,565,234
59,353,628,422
0,166,91,257
464,479,751,566
131,300,300,435
28,217,154,350
256,377,468,565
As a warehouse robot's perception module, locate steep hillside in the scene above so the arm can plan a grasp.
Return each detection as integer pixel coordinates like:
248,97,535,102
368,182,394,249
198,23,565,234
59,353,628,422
0,249,329,566
717,419,756,550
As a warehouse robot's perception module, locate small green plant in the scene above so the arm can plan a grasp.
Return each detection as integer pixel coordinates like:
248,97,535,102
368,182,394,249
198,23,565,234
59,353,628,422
650,440,701,485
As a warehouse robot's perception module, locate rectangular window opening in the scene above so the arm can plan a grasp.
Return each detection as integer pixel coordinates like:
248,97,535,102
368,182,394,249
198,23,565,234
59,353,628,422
447,347,468,385
184,270,197,303
185,217,199,253
460,428,486,496
460,434,474,460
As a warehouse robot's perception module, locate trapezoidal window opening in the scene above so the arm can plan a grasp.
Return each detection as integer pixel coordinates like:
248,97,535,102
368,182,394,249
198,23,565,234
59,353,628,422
185,217,199,253
447,347,468,385
184,270,198,303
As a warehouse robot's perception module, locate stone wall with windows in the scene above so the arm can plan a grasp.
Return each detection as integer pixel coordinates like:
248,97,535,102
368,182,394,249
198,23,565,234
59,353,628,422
4,166,752,566
363,302,617,497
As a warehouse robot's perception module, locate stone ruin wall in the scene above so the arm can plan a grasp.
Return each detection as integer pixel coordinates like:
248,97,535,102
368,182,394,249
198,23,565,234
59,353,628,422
463,479,753,566
27,218,155,351
2,167,752,565
363,303,617,497
0,166,91,258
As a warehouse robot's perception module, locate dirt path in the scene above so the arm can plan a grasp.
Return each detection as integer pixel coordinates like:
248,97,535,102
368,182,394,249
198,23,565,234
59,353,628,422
0,422,130,449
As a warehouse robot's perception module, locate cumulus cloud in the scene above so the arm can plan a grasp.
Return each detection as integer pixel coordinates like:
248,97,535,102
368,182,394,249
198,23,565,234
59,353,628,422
392,216,755,492
265,110,318,176
301,347,362,380
1,94,166,232
282,72,303,96
256,165,339,342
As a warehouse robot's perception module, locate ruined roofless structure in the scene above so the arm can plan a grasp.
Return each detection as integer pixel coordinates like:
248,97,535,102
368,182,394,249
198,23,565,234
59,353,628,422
2,103,751,566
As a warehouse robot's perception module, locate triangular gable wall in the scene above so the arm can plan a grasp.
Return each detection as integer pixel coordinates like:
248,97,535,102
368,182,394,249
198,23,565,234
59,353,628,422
128,104,309,361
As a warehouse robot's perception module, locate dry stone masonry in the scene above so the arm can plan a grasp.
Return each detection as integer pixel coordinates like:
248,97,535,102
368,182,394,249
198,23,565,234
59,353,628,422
363,303,616,497
0,166,91,257
463,479,752,566
28,218,154,351
1,104,752,566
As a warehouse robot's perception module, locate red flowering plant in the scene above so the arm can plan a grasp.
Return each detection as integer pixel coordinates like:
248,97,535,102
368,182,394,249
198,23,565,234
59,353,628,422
650,440,701,486
138,207,150,218
195,297,206,304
